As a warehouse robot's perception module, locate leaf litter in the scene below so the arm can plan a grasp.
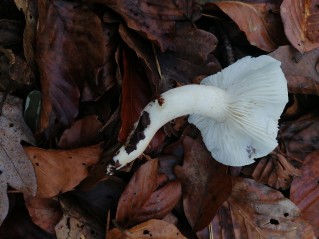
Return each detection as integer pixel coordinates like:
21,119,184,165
0,0,319,238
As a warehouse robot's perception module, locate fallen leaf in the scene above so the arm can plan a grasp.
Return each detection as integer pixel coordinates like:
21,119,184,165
175,135,232,231
70,177,126,225
209,1,286,52
0,92,36,225
116,159,182,228
24,144,102,198
269,45,319,95
58,115,103,149
242,150,301,190
210,177,315,238
107,219,186,239
290,150,319,237
118,47,152,143
24,195,62,234
280,113,319,168
36,0,116,139
280,0,319,53
55,196,105,239
88,0,200,51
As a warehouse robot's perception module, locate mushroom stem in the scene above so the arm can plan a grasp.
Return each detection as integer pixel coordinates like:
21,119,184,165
110,85,228,171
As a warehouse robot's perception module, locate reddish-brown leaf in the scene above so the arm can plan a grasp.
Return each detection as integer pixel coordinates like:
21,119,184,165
36,0,117,138
242,150,301,190
107,219,186,239
58,115,103,149
116,159,182,228
24,196,62,234
280,113,319,168
24,144,102,198
89,0,200,51
269,45,319,95
209,1,286,52
118,47,152,143
210,177,315,239
281,0,319,53
290,150,319,237
174,136,232,232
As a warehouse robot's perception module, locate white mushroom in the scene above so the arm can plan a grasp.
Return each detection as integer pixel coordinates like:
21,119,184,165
106,55,288,174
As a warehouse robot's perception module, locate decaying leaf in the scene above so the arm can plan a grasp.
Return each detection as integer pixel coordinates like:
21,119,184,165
281,0,319,53
24,195,62,234
270,45,319,95
55,196,104,239
107,219,186,239
36,0,117,139
290,150,319,237
242,150,301,190
118,47,152,143
116,159,181,228
24,144,102,198
58,115,103,149
0,19,23,46
175,135,232,232
0,92,36,225
89,0,200,51
210,177,315,239
280,113,319,168
208,1,286,52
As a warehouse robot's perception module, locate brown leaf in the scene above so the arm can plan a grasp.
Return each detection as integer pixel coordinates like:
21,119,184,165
89,0,200,51
24,195,62,234
107,219,186,239
119,23,220,93
242,150,301,190
116,159,182,228
210,1,286,52
58,115,103,149
55,196,104,239
118,47,152,143
290,150,319,237
210,177,315,239
174,136,232,232
0,92,36,225
280,113,319,168
24,144,102,198
269,45,319,95
36,0,117,139
281,0,319,53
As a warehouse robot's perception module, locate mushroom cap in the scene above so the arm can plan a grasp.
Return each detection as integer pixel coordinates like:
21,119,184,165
188,55,288,166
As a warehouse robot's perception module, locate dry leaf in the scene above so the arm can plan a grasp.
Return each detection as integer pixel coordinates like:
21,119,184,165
290,150,319,237
210,177,315,239
24,144,102,198
24,195,62,234
107,219,186,239
36,0,116,138
0,92,36,225
269,45,319,95
55,196,104,239
116,159,181,228
175,135,232,232
280,0,319,53
210,1,286,52
242,150,301,190
58,115,103,149
280,113,319,168
88,0,200,51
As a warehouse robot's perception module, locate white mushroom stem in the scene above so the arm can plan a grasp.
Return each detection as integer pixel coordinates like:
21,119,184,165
107,55,288,174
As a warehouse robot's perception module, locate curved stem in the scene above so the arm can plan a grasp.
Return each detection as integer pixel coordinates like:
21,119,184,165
107,85,228,173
